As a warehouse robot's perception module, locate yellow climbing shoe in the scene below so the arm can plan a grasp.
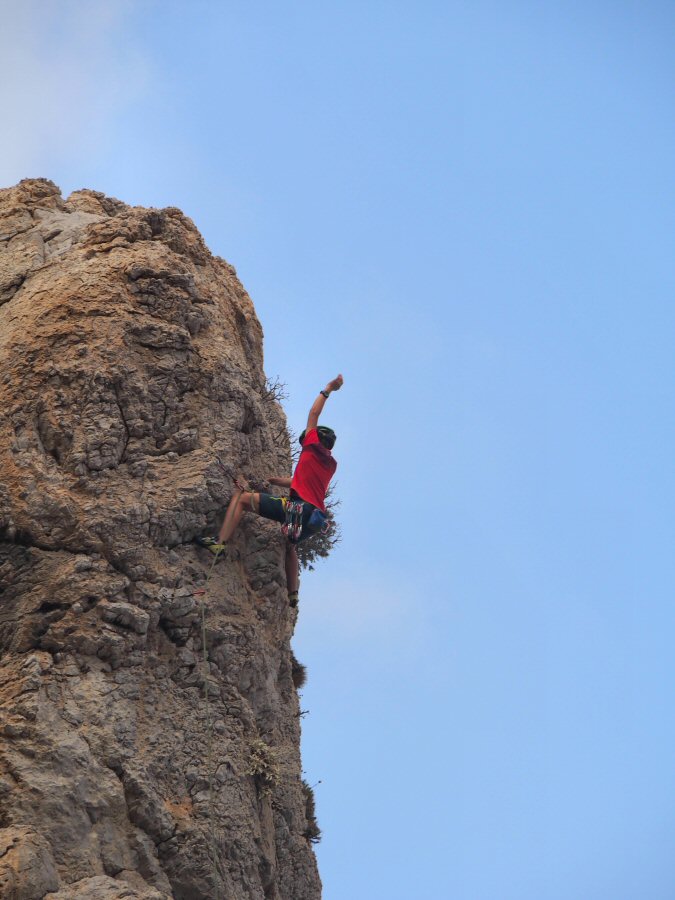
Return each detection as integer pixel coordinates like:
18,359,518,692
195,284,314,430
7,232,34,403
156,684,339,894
195,536,225,556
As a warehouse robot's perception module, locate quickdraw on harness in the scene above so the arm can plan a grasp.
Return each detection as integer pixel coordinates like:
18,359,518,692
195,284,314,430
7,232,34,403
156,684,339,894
281,499,330,543
282,499,305,543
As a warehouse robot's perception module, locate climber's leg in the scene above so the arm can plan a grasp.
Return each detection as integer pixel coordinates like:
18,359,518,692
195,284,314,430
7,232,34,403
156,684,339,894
286,542,299,607
218,490,259,543
195,484,261,555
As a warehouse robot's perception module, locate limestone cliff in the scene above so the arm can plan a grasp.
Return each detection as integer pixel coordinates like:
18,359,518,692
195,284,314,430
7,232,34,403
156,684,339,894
0,179,321,899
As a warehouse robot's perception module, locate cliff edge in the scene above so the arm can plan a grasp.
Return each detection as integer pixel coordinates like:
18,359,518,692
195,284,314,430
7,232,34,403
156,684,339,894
0,179,321,899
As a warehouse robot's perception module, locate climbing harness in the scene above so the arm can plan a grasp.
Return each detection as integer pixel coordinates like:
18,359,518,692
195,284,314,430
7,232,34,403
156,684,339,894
196,548,224,900
282,500,305,543
281,500,330,544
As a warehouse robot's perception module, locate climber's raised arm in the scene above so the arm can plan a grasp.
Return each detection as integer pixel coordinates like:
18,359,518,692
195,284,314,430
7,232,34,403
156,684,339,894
306,374,344,432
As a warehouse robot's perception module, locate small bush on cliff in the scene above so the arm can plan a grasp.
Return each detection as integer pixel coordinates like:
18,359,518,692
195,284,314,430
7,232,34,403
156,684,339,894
296,484,341,572
262,375,289,404
291,652,307,689
246,738,281,797
301,780,322,843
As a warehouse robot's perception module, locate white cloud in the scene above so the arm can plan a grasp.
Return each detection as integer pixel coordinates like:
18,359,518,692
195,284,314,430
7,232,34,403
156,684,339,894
0,0,151,185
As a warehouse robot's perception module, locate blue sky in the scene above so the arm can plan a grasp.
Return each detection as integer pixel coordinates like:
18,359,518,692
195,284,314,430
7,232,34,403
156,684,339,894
2,2,674,898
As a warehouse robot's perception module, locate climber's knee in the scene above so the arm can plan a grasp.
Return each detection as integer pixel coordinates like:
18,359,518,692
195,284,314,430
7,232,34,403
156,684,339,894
241,491,260,513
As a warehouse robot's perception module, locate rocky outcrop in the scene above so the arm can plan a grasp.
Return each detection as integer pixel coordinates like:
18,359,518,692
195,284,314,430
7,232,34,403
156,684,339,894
0,179,321,899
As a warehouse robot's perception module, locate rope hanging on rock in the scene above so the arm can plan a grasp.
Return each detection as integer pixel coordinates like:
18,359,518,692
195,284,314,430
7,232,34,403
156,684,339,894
196,548,224,900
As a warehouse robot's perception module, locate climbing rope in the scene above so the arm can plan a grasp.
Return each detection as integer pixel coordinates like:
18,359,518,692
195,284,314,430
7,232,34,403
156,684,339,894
195,547,224,900
192,475,252,896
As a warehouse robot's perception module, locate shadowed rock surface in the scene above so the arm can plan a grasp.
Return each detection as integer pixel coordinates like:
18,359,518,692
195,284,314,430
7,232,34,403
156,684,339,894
0,179,321,899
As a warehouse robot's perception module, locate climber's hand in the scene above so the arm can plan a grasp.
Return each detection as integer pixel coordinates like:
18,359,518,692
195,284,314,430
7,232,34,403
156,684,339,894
269,476,292,488
326,374,343,393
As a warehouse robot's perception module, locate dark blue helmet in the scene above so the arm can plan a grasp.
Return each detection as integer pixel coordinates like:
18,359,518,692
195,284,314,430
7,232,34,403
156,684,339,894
299,426,336,450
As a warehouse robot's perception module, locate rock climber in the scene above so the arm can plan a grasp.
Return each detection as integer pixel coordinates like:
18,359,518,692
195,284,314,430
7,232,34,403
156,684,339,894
197,374,343,607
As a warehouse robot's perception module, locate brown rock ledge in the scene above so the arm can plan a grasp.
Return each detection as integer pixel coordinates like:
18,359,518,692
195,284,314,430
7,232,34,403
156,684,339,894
0,179,321,900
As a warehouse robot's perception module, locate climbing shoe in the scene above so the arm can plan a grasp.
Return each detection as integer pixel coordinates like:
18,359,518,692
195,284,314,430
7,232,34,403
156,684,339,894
194,536,226,557
288,591,299,609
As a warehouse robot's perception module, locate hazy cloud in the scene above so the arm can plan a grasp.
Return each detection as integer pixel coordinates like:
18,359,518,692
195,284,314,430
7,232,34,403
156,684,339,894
297,566,430,651
0,0,151,185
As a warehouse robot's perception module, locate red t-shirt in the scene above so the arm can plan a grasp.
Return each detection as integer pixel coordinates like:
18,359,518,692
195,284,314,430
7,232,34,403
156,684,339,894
290,428,337,512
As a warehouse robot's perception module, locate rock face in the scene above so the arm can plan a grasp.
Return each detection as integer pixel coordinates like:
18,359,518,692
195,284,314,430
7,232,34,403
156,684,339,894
0,179,321,899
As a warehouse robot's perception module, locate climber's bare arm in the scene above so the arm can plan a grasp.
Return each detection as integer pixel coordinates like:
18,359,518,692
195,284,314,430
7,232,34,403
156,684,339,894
306,374,344,432
269,477,292,488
